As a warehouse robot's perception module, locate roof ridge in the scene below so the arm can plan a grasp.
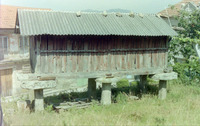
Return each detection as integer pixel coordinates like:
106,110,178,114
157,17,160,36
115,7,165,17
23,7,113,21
17,9,157,16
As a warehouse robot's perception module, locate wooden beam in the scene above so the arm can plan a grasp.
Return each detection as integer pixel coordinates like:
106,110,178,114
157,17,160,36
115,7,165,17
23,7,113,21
35,36,41,73
40,48,168,53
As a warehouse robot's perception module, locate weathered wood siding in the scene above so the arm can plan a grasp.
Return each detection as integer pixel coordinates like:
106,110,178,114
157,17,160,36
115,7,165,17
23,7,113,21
31,36,168,74
0,68,12,97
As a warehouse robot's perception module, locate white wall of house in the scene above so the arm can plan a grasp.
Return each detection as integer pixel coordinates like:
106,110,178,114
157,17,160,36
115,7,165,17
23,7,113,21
162,17,179,27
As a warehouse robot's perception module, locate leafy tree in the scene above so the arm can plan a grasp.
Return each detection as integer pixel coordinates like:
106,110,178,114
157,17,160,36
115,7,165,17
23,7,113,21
169,9,200,84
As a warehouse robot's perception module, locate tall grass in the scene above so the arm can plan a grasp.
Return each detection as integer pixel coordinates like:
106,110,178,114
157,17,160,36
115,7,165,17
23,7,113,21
2,80,200,125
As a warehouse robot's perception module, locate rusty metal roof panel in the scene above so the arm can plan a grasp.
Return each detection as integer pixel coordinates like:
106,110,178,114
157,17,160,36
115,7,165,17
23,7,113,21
17,9,178,36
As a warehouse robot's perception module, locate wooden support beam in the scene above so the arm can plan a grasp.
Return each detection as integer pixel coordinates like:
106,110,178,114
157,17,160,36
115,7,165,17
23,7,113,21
35,36,41,73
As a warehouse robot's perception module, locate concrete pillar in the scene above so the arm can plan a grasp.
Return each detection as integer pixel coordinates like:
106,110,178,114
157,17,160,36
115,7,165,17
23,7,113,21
88,78,97,100
139,75,148,94
158,80,167,100
17,100,28,112
101,83,111,105
34,89,44,111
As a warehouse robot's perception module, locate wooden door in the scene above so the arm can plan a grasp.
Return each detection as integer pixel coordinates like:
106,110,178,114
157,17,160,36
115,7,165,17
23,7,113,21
0,69,12,97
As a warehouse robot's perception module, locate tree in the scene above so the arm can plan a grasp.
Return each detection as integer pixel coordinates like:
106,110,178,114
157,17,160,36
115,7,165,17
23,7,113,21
169,9,200,84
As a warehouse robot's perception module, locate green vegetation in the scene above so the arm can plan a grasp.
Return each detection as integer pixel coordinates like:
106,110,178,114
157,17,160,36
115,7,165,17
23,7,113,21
169,9,200,85
116,79,130,88
2,80,200,125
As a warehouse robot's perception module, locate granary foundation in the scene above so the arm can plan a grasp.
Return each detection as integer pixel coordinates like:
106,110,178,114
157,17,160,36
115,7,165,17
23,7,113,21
158,80,167,100
152,72,178,100
101,83,112,105
21,80,56,111
139,75,148,94
34,89,44,111
88,78,97,100
96,76,120,105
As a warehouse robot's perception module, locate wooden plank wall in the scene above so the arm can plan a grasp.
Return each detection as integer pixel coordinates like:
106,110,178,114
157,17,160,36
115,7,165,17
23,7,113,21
29,36,37,72
0,69,12,97
32,35,168,74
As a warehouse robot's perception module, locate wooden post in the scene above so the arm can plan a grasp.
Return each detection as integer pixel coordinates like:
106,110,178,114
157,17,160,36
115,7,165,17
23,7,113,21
34,89,44,111
88,78,97,100
158,80,167,100
101,83,111,105
35,36,41,73
139,75,148,94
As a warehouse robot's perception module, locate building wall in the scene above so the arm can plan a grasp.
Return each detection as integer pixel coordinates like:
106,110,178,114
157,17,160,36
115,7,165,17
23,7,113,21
0,33,30,60
162,17,179,27
30,35,168,75
0,59,30,97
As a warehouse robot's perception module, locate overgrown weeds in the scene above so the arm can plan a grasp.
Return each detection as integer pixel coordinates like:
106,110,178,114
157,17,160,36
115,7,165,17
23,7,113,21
3,80,200,125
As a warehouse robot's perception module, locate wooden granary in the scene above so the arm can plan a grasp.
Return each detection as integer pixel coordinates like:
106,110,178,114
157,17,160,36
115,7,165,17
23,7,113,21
16,10,177,109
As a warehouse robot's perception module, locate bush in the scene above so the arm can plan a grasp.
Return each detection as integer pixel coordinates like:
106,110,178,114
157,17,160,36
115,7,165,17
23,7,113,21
173,57,200,85
45,104,54,113
115,92,128,104
117,79,130,88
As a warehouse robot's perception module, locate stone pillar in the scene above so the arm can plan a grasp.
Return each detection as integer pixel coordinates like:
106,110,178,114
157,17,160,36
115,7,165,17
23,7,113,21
88,78,97,100
17,100,28,112
101,83,111,105
139,75,148,94
34,89,44,111
158,80,167,100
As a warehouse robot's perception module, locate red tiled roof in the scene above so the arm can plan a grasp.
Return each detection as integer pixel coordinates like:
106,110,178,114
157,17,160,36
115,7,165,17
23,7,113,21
158,0,200,17
0,5,50,29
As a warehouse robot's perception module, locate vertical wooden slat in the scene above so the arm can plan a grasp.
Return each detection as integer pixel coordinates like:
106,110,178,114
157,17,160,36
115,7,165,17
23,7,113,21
149,37,153,68
35,36,41,73
84,39,89,72
165,37,169,68
48,36,54,73
0,69,12,97
40,38,45,73
52,36,56,73
62,37,67,73
44,36,48,73
144,37,152,68
66,40,72,73
56,37,62,73
96,40,100,71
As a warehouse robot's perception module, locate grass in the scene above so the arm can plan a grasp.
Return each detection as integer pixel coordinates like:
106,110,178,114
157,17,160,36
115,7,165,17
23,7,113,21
2,80,200,125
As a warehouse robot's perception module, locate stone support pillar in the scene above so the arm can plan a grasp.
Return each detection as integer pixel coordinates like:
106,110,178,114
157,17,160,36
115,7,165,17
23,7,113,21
151,72,178,100
101,83,111,105
139,75,148,94
158,80,167,100
88,78,97,100
21,80,56,112
34,89,44,111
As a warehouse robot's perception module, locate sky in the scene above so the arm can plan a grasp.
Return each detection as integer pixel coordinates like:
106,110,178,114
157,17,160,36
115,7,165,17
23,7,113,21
1,0,182,13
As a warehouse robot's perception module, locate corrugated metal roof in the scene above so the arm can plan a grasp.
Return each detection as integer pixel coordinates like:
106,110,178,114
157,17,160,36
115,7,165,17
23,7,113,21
17,9,178,36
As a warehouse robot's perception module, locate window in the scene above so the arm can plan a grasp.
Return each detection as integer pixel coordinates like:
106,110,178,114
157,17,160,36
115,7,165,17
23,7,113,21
0,36,8,54
20,36,29,54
